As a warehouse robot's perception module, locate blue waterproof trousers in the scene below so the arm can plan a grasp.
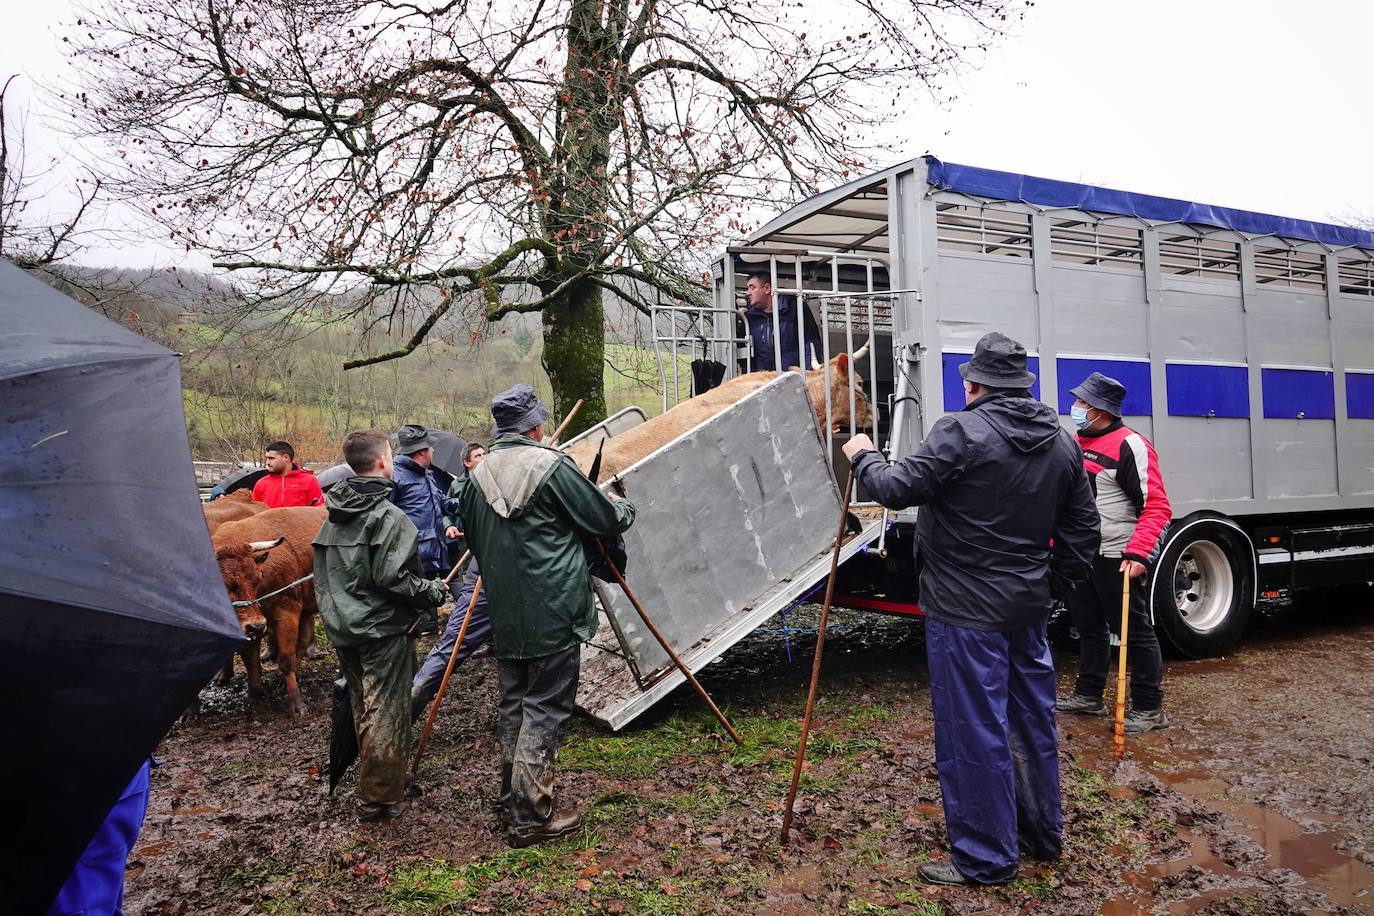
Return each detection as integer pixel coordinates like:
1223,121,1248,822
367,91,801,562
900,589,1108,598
48,759,151,915
925,617,1062,884
411,562,493,713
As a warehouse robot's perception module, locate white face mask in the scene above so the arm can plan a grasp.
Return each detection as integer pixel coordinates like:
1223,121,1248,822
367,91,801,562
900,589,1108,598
1070,404,1092,430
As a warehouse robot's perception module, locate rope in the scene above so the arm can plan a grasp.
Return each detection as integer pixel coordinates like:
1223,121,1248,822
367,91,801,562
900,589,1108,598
231,574,314,608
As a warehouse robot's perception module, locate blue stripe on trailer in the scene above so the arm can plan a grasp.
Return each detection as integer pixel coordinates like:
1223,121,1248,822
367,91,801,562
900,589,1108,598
942,352,1041,412
1348,372,1374,420
1165,363,1250,418
1056,358,1152,416
924,157,1374,251
1261,368,1335,420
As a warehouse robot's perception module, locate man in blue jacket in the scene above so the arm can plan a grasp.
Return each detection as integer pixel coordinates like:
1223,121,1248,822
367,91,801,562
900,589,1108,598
843,331,1099,886
739,272,823,373
391,424,459,634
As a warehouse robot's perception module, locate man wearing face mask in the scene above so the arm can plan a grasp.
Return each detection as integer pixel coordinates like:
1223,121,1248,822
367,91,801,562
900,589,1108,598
1058,372,1173,732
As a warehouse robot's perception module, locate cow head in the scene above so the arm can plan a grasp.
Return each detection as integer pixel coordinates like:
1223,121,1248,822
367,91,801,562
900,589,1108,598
805,344,875,432
215,536,286,640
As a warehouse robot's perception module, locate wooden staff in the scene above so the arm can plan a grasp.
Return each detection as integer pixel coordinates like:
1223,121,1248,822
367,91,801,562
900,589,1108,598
780,471,854,845
596,541,742,746
546,398,585,447
1113,571,1132,760
412,575,484,773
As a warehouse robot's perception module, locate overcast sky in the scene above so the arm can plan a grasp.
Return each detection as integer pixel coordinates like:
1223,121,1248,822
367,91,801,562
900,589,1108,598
2,0,1371,270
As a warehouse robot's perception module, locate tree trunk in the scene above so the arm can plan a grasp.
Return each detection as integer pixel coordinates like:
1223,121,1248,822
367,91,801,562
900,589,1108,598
541,276,606,438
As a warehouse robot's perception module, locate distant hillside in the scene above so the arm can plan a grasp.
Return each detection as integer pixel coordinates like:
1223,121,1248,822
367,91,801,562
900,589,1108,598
34,264,683,462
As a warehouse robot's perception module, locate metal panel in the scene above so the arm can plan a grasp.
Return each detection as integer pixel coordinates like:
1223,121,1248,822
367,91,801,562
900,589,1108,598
1250,289,1334,368
561,407,648,450
1165,418,1254,502
1261,368,1336,420
577,373,882,729
1347,371,1374,420
1056,357,1151,416
1050,267,1148,357
1166,363,1250,418
936,255,1037,349
1262,420,1338,498
941,352,1041,411
1157,286,1247,363
1346,419,1374,495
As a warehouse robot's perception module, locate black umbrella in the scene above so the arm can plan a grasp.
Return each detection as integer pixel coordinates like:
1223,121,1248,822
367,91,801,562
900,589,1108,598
328,676,358,793
220,465,268,495
429,429,468,478
0,260,244,913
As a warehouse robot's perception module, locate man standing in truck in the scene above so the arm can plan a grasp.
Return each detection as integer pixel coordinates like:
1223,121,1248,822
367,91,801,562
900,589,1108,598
1057,371,1173,732
842,332,1099,886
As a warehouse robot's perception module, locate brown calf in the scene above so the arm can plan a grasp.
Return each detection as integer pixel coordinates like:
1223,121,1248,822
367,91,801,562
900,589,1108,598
212,506,326,717
566,351,874,481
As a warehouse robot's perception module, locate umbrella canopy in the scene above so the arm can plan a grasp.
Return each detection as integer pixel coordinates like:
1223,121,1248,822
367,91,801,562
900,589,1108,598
315,462,354,492
220,465,268,495
0,260,243,912
429,429,468,478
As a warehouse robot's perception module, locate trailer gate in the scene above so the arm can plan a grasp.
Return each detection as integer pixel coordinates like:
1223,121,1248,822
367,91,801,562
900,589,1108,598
576,372,883,730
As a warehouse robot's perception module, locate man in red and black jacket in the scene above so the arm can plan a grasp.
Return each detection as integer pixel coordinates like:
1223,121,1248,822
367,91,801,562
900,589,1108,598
1058,372,1173,733
251,440,324,508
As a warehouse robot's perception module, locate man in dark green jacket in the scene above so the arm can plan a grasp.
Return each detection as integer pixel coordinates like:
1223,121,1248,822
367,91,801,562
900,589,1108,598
456,384,636,847
313,428,449,823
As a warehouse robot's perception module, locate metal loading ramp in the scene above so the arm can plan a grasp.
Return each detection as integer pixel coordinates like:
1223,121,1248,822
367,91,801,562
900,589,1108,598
576,372,883,730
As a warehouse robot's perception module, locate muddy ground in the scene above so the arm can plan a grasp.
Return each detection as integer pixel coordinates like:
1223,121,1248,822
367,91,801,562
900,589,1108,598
125,589,1374,915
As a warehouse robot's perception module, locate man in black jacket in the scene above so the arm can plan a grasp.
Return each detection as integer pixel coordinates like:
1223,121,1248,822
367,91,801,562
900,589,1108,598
842,331,1099,886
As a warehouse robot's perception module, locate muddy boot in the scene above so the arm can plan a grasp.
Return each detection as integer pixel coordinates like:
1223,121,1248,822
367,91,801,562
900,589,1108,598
358,799,410,823
496,762,513,815
506,802,581,848
1122,707,1169,733
410,691,428,725
1057,693,1107,716
259,634,278,664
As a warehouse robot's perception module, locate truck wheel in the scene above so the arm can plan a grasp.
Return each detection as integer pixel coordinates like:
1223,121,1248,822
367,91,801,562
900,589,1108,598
1151,519,1254,658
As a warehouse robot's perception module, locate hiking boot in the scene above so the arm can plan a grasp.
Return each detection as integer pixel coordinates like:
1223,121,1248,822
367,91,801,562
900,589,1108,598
1123,708,1169,733
357,799,410,823
916,862,1015,886
506,805,582,849
1057,693,1107,716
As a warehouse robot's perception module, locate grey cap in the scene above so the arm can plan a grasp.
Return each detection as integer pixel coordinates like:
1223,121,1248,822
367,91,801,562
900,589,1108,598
1070,371,1127,417
395,423,437,454
490,383,551,437
958,331,1036,389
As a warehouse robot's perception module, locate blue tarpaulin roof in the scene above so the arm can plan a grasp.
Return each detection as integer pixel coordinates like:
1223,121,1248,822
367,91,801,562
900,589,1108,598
924,156,1374,251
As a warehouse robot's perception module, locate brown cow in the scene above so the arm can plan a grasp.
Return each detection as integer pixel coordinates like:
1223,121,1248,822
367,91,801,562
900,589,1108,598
212,506,326,717
566,351,875,481
203,489,269,534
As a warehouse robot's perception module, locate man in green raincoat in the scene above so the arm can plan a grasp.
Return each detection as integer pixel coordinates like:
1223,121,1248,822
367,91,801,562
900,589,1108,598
313,428,449,823
456,384,636,848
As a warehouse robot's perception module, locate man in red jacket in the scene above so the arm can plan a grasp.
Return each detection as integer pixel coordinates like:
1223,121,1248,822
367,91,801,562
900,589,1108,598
1058,372,1173,732
251,440,324,508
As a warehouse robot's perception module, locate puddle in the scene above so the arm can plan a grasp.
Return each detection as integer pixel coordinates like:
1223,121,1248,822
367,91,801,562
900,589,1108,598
1092,735,1374,913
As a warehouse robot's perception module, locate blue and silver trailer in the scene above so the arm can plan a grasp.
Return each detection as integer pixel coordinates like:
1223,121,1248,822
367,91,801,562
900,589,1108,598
659,156,1374,658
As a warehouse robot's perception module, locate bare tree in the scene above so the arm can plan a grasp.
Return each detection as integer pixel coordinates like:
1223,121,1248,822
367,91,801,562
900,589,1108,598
65,0,1024,433
1,75,101,271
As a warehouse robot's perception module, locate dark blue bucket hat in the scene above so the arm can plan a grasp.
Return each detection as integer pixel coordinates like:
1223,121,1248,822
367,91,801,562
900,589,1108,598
1070,371,1127,417
490,383,552,437
958,331,1036,389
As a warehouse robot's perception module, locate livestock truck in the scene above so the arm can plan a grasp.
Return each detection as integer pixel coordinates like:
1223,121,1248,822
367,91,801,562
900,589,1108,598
576,156,1374,729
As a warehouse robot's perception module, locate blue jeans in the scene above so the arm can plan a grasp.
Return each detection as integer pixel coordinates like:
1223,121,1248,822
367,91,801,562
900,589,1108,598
411,562,492,714
926,617,1062,883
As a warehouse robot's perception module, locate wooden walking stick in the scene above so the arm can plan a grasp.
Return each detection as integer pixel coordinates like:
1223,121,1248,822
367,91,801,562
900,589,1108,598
1113,570,1132,760
546,398,585,447
780,470,855,845
412,575,484,773
595,541,742,746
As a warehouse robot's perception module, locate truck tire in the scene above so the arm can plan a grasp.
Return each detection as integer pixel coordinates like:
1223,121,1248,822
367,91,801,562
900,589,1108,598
1150,517,1254,658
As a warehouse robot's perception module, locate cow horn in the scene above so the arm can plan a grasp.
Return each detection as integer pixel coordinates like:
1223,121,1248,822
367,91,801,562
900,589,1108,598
810,344,821,371
248,537,285,551
852,338,871,361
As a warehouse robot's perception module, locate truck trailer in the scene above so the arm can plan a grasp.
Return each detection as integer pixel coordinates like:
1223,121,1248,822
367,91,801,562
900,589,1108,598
673,155,1374,659
578,155,1374,729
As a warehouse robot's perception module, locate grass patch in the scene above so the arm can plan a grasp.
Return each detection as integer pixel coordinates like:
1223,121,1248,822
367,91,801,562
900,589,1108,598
212,759,252,778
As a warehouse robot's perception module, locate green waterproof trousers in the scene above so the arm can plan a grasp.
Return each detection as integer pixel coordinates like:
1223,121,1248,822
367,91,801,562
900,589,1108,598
337,633,413,805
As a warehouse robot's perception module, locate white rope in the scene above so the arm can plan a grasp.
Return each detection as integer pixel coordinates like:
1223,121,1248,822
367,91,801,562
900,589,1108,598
231,574,314,608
